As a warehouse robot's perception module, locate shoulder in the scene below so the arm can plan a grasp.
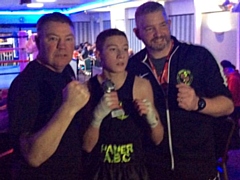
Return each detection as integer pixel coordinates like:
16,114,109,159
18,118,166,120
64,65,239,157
178,42,212,57
9,62,42,96
134,76,150,86
133,76,154,101
133,76,152,95
172,36,210,55
127,49,148,74
11,65,37,87
174,42,217,68
128,49,147,65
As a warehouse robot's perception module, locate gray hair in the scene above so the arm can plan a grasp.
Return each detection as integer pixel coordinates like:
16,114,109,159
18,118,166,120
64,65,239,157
37,12,74,36
135,1,168,25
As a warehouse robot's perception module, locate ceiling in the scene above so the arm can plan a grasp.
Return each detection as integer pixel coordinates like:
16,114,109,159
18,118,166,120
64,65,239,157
0,0,99,11
0,0,179,12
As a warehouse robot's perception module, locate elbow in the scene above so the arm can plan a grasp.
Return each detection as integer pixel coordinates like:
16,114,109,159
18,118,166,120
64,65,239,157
228,102,235,115
220,99,234,117
152,126,164,145
82,138,97,153
82,144,94,153
28,161,42,168
154,138,163,146
23,150,52,168
82,129,99,153
154,133,164,145
25,155,44,167
213,98,234,117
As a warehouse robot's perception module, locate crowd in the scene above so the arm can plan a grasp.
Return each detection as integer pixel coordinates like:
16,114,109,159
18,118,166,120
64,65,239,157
1,1,239,180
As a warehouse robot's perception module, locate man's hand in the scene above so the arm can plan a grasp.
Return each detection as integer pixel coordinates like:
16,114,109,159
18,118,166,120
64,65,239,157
176,83,199,111
62,80,90,113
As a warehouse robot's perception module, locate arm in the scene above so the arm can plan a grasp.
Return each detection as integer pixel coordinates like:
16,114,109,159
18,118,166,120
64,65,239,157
19,81,89,167
133,77,164,145
176,83,234,117
82,91,120,153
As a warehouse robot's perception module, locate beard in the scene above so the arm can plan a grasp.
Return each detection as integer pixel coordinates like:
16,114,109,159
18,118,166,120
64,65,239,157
148,35,171,52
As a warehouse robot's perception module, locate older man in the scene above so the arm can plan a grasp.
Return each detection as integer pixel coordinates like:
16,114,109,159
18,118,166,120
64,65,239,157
8,12,89,179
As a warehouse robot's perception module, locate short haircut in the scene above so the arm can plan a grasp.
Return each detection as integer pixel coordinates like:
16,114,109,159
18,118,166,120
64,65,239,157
96,28,127,52
36,12,74,36
135,1,167,25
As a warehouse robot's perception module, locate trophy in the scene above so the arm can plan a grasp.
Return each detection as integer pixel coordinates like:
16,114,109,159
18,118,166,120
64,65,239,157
102,79,125,118
177,69,193,85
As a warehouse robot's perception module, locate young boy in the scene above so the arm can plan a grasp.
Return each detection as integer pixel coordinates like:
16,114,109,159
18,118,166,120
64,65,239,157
81,28,164,180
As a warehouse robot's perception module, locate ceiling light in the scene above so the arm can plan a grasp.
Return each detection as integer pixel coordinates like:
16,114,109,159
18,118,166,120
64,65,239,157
27,3,44,8
207,12,232,33
36,0,56,2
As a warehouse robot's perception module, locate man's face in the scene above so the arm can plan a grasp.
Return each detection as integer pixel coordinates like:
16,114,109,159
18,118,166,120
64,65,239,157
135,11,171,53
36,21,75,73
97,35,129,73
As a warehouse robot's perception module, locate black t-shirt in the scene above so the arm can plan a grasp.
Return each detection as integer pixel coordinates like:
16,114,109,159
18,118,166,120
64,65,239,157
8,61,83,180
150,57,167,77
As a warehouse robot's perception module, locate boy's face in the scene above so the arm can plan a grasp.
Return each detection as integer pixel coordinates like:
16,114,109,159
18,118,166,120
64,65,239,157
97,35,129,73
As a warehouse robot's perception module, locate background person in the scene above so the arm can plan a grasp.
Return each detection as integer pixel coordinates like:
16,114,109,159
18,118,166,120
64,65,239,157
8,12,89,179
221,60,240,120
127,1,234,179
81,28,164,180
25,33,38,61
221,60,240,149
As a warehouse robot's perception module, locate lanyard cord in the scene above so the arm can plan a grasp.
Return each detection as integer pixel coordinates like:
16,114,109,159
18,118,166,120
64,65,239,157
148,41,174,84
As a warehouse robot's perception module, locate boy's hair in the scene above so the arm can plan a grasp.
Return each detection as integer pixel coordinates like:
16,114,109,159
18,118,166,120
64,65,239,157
96,28,127,52
135,1,167,25
36,12,74,36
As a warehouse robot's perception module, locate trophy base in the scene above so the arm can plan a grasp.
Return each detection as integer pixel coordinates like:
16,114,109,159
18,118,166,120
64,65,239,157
111,109,125,118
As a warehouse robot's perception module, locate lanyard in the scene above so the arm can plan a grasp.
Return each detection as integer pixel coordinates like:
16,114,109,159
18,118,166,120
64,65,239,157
148,42,174,84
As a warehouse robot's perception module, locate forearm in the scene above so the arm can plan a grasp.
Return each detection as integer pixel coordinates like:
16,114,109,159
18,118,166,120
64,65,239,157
20,103,77,167
144,104,163,145
81,92,114,153
82,126,100,153
200,96,234,117
82,107,106,153
150,121,164,145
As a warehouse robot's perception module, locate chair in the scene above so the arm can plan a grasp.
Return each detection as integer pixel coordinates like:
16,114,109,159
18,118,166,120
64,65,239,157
215,117,236,180
83,58,92,76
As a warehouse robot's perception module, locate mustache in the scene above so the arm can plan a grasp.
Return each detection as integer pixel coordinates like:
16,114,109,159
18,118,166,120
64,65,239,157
152,36,165,41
